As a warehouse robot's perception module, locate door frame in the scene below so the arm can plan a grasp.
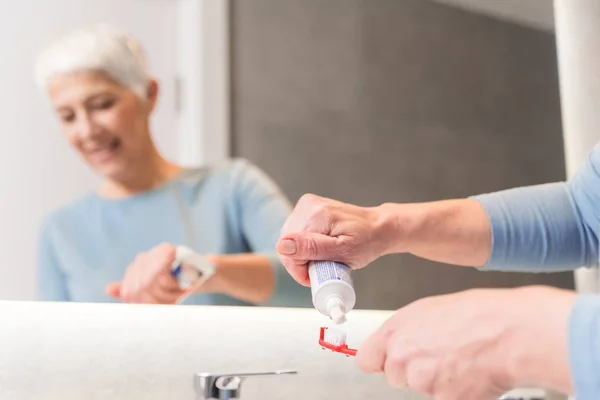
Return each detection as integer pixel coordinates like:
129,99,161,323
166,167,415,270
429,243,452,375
176,0,230,166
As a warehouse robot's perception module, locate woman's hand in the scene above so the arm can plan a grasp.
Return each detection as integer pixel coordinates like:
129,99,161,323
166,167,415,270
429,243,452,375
106,243,186,304
357,286,576,399
276,194,400,285
106,243,274,304
277,194,493,286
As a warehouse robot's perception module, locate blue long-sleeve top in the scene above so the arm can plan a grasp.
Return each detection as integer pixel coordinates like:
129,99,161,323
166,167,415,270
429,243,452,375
472,141,600,399
37,158,311,308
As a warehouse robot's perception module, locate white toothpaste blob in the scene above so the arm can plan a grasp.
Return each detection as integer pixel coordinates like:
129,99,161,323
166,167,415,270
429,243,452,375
308,261,356,324
324,326,348,346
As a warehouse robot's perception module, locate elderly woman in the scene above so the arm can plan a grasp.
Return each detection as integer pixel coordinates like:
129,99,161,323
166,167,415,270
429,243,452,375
34,25,309,307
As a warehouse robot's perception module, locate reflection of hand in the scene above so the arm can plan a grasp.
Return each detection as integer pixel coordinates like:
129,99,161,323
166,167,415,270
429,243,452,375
276,194,394,286
357,286,576,398
106,243,186,304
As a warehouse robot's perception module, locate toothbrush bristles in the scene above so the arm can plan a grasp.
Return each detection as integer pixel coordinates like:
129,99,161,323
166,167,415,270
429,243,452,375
324,327,347,346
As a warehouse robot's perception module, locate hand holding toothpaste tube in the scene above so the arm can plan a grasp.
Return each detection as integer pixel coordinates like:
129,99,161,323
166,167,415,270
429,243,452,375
276,194,492,286
276,194,395,286
106,243,189,304
106,243,275,305
106,243,218,304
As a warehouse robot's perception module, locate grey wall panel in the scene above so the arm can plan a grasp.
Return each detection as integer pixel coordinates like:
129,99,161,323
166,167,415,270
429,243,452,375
230,0,572,310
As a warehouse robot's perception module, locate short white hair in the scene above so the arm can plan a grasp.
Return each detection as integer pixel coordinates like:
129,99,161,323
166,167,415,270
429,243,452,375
35,24,150,98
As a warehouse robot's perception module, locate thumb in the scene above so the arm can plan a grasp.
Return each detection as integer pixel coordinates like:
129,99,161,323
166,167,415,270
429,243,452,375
277,231,343,261
105,282,122,299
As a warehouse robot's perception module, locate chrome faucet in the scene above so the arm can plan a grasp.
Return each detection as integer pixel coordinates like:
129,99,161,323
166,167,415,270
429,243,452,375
193,369,546,400
194,370,297,400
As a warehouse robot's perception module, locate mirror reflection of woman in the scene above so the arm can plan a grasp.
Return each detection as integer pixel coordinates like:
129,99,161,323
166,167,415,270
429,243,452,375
35,25,308,307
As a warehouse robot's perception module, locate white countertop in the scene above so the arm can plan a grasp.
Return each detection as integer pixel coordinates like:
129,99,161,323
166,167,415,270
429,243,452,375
0,301,427,399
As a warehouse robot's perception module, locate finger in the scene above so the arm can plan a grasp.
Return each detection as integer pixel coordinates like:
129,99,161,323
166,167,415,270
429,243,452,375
277,232,345,262
152,243,177,273
356,323,390,374
278,255,310,286
105,282,122,299
123,270,176,304
120,268,144,303
148,284,183,304
384,348,411,389
136,292,161,304
123,286,178,304
156,272,181,292
402,357,435,395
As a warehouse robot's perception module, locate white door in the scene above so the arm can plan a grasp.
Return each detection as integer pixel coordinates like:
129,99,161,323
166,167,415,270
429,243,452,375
0,0,180,300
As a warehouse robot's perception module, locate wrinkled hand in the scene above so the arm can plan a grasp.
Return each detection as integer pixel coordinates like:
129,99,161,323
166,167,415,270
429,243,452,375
276,194,393,285
106,243,186,304
356,286,576,399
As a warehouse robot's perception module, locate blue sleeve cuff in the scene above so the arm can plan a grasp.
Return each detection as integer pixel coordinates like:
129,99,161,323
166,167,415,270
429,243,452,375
470,182,595,273
569,294,600,399
471,192,509,272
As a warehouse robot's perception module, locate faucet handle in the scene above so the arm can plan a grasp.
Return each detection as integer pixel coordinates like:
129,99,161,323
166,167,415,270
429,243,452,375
194,369,297,400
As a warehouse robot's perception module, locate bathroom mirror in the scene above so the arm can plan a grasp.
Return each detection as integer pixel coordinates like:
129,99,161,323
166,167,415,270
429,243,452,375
0,0,571,310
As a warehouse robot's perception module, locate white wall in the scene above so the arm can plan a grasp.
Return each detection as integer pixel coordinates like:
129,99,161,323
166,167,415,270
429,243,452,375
0,0,179,300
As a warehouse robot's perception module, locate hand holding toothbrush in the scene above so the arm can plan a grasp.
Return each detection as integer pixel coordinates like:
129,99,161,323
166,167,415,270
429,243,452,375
357,286,574,399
